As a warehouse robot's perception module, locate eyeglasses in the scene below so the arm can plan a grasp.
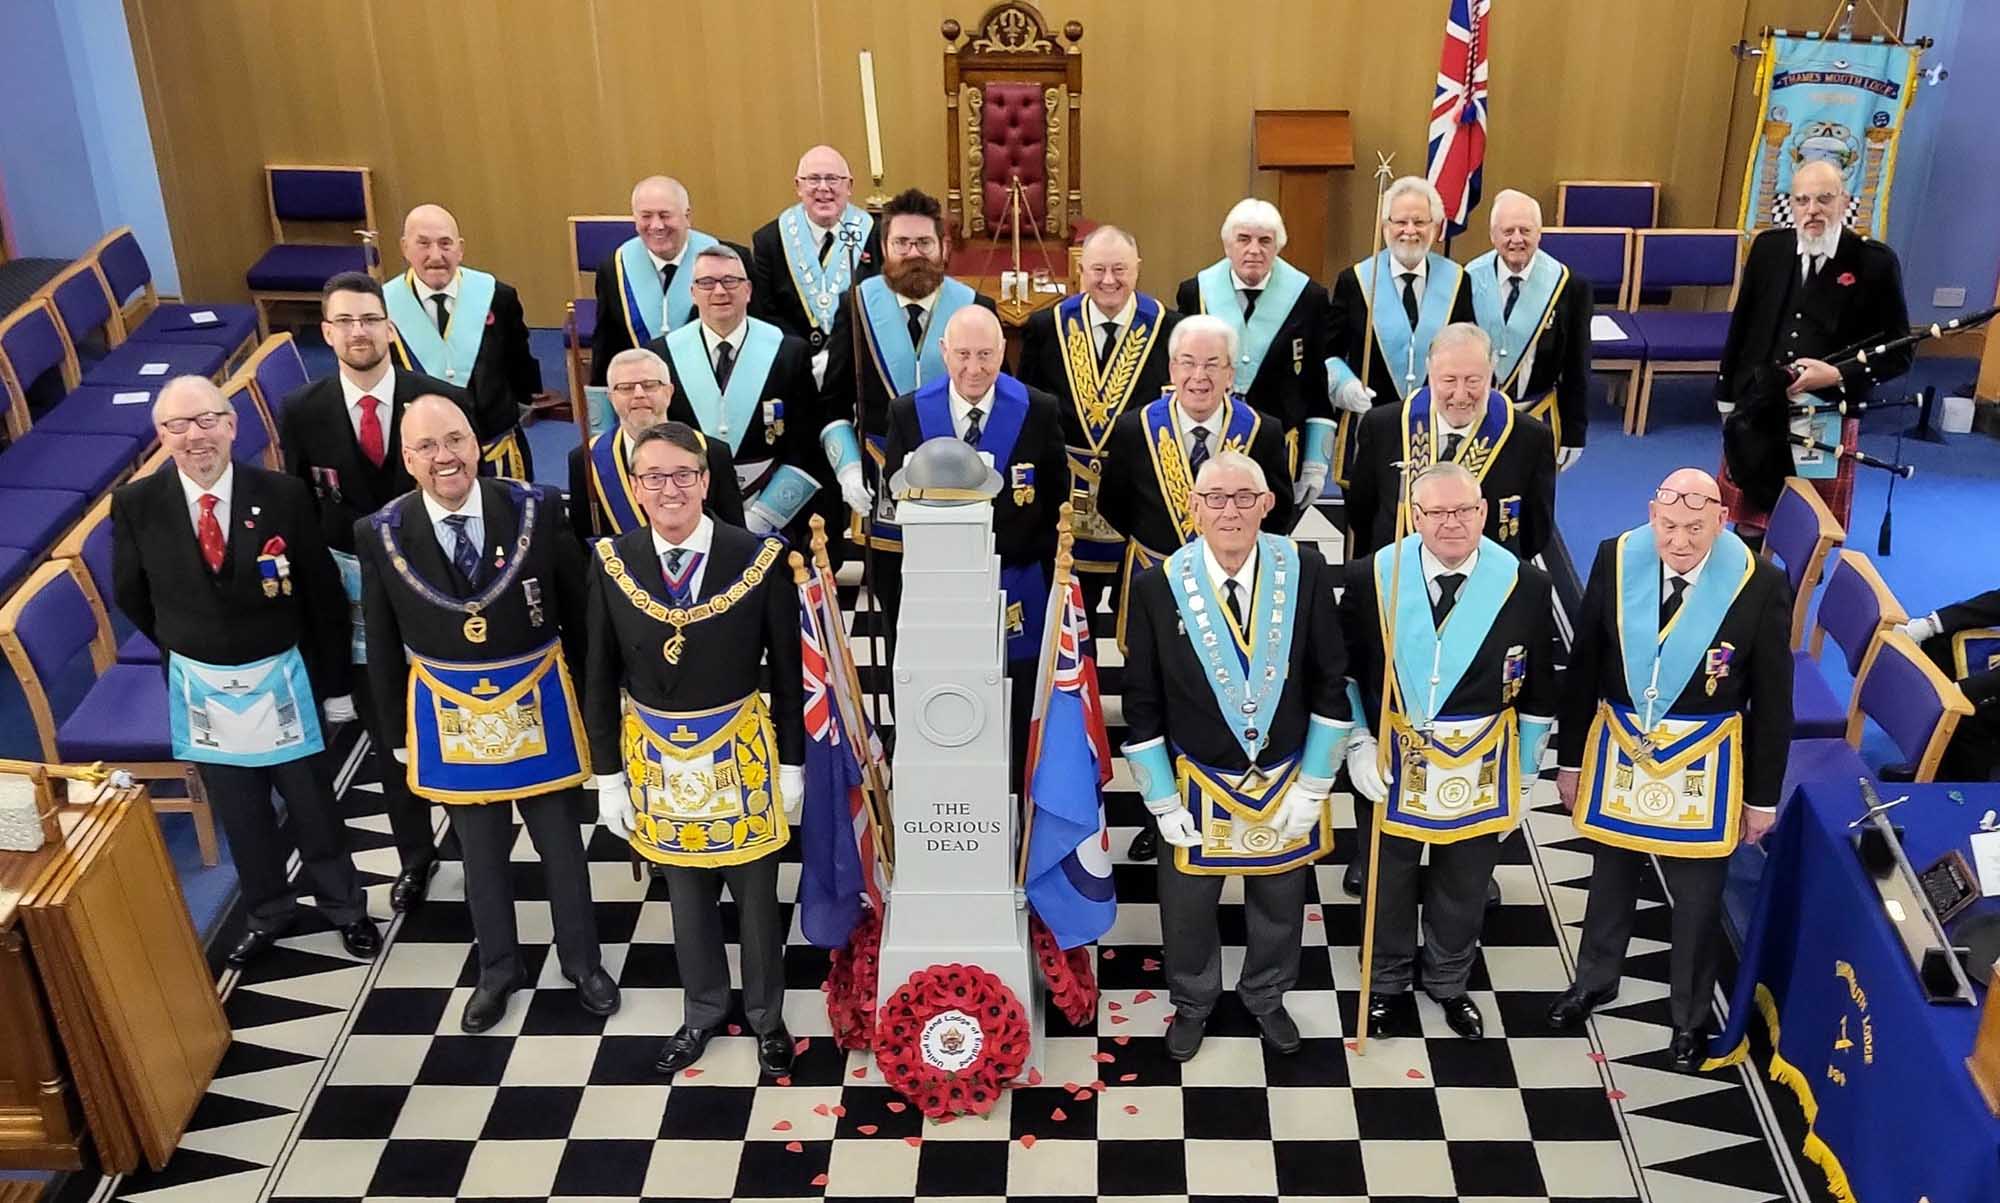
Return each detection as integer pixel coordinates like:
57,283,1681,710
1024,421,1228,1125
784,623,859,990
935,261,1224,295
1172,356,1229,376
609,379,669,396
158,410,233,434
1654,487,1721,511
798,174,851,188
888,236,940,254
326,315,389,331
634,467,705,491
1789,192,1841,208
407,431,474,459
692,275,747,292
1413,502,1482,526
1194,488,1264,510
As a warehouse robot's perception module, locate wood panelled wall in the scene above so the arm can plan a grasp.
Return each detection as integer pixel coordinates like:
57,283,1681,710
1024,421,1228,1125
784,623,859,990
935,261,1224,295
125,0,1904,326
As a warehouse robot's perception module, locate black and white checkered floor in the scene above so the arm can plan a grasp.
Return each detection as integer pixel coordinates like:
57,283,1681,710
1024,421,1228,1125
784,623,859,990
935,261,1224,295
59,510,1817,1202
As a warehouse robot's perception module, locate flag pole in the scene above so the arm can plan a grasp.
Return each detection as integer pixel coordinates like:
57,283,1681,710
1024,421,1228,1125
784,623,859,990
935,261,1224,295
809,514,896,873
1016,505,1075,888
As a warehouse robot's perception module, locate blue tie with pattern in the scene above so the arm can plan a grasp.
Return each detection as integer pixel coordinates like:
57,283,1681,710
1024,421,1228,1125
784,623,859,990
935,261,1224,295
443,514,481,589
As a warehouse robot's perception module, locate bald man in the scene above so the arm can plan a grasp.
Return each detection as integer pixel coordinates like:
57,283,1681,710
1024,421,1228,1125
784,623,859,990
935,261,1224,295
1549,467,1793,1072
590,175,753,384
750,146,883,378
389,204,539,478
1019,225,1180,577
881,305,1071,773
1717,159,1911,520
1464,189,1592,467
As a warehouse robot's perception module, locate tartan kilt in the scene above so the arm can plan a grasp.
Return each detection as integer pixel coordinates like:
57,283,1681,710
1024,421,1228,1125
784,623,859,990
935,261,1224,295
1718,416,1857,531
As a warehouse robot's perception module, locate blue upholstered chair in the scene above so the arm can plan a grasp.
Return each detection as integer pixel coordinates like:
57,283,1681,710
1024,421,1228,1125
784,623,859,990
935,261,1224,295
1784,630,1974,801
52,493,160,667
30,383,163,443
90,226,259,370
1762,478,1845,651
1555,180,1660,229
1623,229,1744,435
1793,550,1904,740
242,334,309,437
0,427,143,500
0,559,217,864
1539,226,1642,404
245,165,380,336
0,297,77,440
566,214,633,398
43,259,230,388
223,371,278,470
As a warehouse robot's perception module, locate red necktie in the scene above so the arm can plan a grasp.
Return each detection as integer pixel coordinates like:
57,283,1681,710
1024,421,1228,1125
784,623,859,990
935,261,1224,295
358,394,385,467
197,494,226,573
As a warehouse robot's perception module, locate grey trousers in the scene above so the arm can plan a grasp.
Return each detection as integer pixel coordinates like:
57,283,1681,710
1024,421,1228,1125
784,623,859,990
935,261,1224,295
1574,845,1730,1030
1368,831,1504,996
449,788,601,989
1158,852,1307,1018
661,852,787,1034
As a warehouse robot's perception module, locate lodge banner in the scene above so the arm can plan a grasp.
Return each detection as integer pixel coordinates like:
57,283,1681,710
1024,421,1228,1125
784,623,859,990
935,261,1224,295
1737,32,1921,241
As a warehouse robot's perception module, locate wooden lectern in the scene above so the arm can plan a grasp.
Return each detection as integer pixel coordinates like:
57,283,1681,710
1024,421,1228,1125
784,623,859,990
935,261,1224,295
1971,967,2000,1116
1253,110,1355,282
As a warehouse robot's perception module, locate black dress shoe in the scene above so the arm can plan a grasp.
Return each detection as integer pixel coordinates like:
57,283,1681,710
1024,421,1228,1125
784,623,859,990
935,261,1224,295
461,970,530,1034
390,859,437,913
224,926,287,967
1127,826,1158,862
655,1025,715,1074
758,1026,796,1075
1668,1027,1703,1073
1546,983,1619,1030
1342,860,1366,898
1433,993,1485,1040
1485,876,1502,910
1365,991,1419,1036
1254,1005,1302,1055
338,919,381,960
569,967,621,1016
1165,1010,1207,1062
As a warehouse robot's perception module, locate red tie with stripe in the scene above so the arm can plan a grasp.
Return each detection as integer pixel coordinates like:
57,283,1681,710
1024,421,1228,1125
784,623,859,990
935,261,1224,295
197,493,226,573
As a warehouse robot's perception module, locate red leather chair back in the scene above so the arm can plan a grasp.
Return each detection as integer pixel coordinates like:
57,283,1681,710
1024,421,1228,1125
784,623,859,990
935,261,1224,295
980,82,1049,233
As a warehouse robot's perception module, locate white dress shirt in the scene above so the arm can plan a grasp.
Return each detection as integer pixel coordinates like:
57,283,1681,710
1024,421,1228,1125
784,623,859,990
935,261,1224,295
179,462,235,536
422,478,487,565
1796,229,1840,278
1662,548,1710,605
948,383,995,442
1230,269,1266,316
1202,541,1258,623
1392,253,1430,306
1419,544,1479,609
701,319,748,374
1174,399,1226,462
1432,411,1477,459
338,361,397,442
646,244,691,277
1087,294,1137,358
651,514,715,600
415,269,461,324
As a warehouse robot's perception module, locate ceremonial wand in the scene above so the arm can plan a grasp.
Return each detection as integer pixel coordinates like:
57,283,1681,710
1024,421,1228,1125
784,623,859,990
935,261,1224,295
1354,457,1416,1056
838,221,887,725
1342,153,1396,555
1879,427,1906,557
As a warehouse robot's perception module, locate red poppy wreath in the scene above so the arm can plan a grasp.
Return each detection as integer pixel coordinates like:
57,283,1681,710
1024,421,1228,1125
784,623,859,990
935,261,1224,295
1030,914,1099,1027
823,905,883,1052
874,962,1030,1118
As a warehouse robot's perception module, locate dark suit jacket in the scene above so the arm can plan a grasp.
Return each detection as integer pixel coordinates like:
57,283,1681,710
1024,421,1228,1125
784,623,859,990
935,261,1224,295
583,520,804,770
1326,263,1477,406
565,433,746,545
820,286,1000,446
1558,538,1794,808
1016,299,1180,453
749,217,883,352
354,479,587,747
1477,262,1593,449
1097,399,1294,554
279,368,471,554
648,326,821,480
112,460,349,699
1346,399,1557,560
589,239,756,385
1341,553,1556,733
881,380,1072,567
388,276,539,449
1122,542,1350,773
1718,227,1911,405
1174,270,1331,439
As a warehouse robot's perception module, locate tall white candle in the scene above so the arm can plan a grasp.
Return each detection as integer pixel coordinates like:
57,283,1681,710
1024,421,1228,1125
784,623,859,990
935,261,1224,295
858,50,885,180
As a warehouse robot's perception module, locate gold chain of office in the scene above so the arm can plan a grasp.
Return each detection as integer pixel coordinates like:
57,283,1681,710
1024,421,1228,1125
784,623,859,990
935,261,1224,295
595,540,780,664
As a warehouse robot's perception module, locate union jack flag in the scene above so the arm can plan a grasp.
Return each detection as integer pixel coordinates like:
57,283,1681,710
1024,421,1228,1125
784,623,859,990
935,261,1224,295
797,564,885,948
1427,0,1491,238
1021,575,1116,950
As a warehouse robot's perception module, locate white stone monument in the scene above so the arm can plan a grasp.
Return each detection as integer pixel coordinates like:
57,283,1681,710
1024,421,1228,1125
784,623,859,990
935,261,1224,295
873,440,1044,1077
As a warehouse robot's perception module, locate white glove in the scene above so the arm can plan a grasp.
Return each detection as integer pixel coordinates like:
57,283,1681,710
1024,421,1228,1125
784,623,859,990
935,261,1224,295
1333,378,1375,414
778,764,804,824
390,747,408,765
1556,446,1583,472
1276,785,1327,842
1292,462,1327,508
1152,808,1202,848
593,772,636,839
1715,399,1736,416
1897,613,1941,644
1345,736,1387,804
836,462,873,515
322,694,357,724
743,500,782,536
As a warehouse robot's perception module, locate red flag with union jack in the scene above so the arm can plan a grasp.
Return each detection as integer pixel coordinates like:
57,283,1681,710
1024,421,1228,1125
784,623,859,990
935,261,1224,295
1427,0,1491,238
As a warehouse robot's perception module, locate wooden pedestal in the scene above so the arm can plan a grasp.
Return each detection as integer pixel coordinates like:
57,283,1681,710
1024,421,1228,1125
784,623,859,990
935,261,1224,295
1253,110,1355,282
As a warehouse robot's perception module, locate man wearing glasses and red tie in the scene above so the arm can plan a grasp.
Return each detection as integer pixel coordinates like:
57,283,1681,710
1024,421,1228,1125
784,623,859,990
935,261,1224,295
1548,468,1793,1072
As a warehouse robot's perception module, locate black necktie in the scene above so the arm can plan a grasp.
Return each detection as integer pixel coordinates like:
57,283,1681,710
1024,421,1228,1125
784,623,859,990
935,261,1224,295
1662,575,1689,627
1241,289,1260,321
1097,320,1118,369
713,340,736,390
1803,253,1823,283
964,406,984,447
443,514,480,593
661,262,677,295
1188,424,1211,477
1433,571,1465,626
819,230,835,264
1503,276,1521,322
429,292,450,334
1224,579,1246,629
1440,432,1464,462
1400,272,1420,329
